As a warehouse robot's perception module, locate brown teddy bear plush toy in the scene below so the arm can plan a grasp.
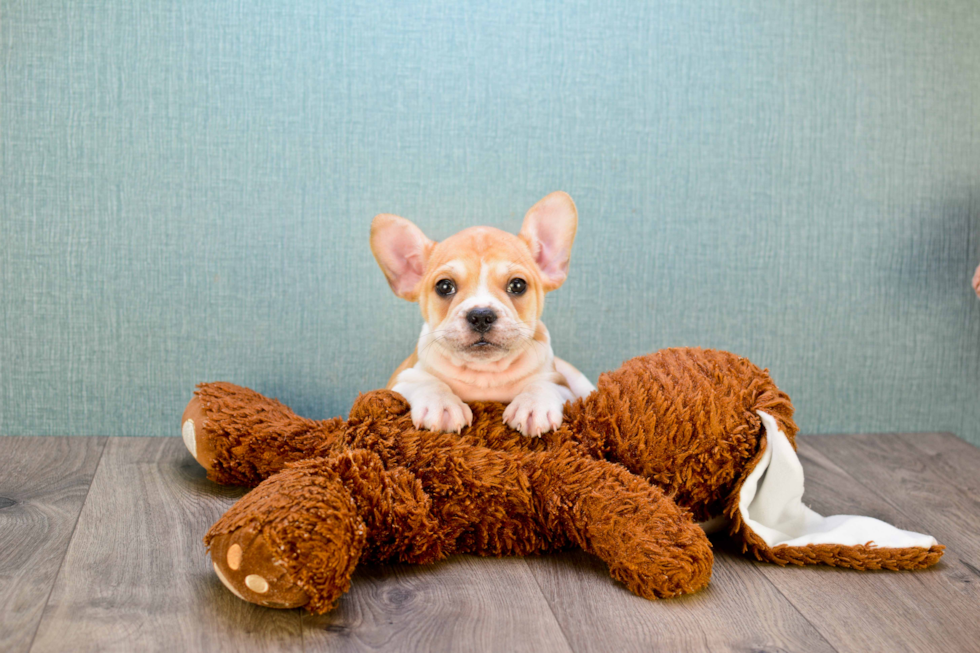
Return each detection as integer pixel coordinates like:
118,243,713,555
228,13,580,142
181,348,943,614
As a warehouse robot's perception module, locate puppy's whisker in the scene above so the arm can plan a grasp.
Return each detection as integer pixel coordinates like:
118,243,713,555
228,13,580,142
418,335,450,358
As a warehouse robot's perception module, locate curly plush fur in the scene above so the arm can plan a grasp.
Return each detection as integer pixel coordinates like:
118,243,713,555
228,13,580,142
183,348,943,613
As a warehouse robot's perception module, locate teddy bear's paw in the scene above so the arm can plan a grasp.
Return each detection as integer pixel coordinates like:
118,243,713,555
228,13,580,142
611,542,714,600
209,525,311,610
600,516,714,600
410,391,473,433
503,389,565,437
349,390,410,422
181,396,216,472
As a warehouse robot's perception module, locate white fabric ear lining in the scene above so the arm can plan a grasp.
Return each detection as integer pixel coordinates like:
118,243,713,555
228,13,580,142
737,412,937,549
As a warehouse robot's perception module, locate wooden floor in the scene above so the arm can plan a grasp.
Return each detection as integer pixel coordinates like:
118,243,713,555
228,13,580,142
2,433,979,653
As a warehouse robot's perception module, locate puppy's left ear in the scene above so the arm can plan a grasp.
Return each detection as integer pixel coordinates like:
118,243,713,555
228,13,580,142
519,191,578,291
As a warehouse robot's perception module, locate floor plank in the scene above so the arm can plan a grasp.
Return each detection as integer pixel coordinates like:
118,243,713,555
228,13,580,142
746,435,980,653
806,433,980,573
896,432,980,500
29,437,303,653
524,543,836,653
11,433,979,652
0,437,106,653
303,556,572,653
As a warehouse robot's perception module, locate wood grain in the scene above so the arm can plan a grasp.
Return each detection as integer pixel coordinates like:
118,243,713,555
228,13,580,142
8,433,980,652
303,556,572,653
747,434,980,653
524,544,836,653
0,437,106,653
28,437,302,653
896,432,980,499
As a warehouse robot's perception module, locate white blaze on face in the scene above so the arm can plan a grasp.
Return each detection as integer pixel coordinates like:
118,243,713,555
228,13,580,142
426,259,530,363
453,260,507,320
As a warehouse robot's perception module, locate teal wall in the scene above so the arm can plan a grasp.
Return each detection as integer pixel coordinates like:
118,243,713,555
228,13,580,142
3,1,979,442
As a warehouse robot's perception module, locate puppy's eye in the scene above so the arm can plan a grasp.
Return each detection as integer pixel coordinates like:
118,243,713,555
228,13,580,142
434,279,456,297
507,278,527,295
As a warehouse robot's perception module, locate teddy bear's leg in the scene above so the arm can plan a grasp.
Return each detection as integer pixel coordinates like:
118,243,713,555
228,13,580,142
182,382,346,486
205,448,444,613
532,448,714,599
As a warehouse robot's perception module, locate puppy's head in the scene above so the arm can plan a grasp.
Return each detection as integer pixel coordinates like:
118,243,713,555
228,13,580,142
371,192,578,363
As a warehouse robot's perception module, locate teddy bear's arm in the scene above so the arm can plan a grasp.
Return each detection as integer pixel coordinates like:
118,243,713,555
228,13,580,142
183,382,347,486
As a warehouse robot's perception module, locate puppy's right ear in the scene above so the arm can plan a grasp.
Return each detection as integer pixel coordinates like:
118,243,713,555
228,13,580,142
370,214,435,301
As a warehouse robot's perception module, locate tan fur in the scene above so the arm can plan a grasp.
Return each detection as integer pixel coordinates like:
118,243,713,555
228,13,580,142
371,192,590,435
415,227,547,327
386,348,418,389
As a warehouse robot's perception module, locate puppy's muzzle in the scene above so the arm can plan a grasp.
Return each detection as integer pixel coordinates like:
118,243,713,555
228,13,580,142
466,308,497,333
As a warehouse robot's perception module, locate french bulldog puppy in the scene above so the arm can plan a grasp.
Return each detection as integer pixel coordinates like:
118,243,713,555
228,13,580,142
370,192,595,436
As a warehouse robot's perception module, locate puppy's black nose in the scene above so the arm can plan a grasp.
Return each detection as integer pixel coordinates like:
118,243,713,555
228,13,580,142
466,308,497,333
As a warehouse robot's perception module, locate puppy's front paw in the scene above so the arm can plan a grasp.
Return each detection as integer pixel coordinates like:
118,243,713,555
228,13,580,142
410,391,473,434
503,389,565,437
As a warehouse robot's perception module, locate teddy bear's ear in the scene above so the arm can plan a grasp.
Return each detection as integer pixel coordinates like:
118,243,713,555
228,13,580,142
519,192,578,292
371,214,436,301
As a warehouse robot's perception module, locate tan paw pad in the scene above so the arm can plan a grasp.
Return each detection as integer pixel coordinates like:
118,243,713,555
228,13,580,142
181,419,197,460
245,574,269,594
227,543,242,570
181,397,217,472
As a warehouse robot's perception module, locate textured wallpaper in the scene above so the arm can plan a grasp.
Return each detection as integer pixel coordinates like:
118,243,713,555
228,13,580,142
2,0,979,443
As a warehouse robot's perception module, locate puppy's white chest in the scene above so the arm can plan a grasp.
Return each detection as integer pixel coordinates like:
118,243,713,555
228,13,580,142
425,345,555,403
443,375,531,403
